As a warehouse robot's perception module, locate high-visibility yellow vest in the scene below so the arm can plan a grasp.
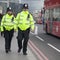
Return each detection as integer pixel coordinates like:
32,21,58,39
16,11,34,31
1,14,17,31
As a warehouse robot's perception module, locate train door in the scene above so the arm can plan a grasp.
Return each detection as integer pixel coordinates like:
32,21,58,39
44,9,49,33
52,7,60,37
49,9,53,33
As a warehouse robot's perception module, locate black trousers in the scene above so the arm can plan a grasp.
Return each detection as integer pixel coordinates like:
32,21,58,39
17,28,30,53
4,29,14,51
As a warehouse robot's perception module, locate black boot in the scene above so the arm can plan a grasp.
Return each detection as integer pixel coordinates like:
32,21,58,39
6,50,9,54
18,49,21,53
9,49,11,52
23,52,27,55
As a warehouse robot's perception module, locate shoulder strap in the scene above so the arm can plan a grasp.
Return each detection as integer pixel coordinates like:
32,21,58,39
27,12,31,19
27,14,30,21
11,17,14,22
27,14,30,18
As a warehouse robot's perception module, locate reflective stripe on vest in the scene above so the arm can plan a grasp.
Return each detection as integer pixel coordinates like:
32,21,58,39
3,16,14,26
18,13,30,25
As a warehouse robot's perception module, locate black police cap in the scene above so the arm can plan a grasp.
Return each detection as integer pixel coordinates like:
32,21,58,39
7,7,12,12
23,4,28,9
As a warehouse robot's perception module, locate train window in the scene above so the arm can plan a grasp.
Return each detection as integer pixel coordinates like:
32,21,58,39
53,7,60,21
44,9,49,20
48,9,54,21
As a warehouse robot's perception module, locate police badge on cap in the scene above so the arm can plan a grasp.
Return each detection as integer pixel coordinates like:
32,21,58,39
23,4,28,9
7,7,12,12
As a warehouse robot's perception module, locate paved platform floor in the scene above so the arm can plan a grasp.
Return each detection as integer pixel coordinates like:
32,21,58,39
0,33,38,60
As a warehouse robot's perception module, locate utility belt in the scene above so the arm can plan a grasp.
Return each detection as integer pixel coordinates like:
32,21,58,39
18,27,30,31
3,26,14,31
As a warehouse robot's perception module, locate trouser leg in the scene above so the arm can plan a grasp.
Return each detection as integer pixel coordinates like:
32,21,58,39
4,31,9,51
17,29,23,50
23,38,28,53
4,29,14,51
23,28,30,53
1,32,3,36
17,39,22,49
9,29,14,50
9,38,12,50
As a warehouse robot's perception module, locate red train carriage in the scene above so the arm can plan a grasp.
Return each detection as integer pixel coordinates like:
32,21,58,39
43,0,60,37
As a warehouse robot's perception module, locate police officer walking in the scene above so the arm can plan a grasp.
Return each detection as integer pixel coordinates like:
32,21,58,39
16,3,35,55
0,13,3,36
1,7,15,53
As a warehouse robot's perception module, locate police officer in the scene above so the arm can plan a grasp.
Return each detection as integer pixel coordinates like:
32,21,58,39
1,7,15,53
0,13,3,36
16,3,35,55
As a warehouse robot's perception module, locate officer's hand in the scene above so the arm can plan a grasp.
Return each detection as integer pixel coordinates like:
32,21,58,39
30,29,34,32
